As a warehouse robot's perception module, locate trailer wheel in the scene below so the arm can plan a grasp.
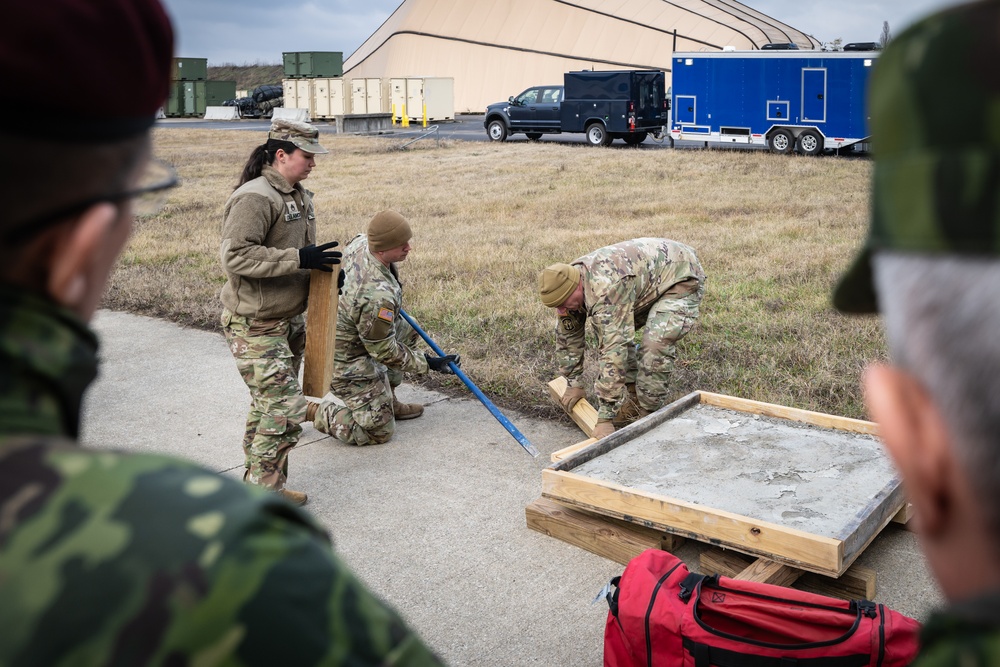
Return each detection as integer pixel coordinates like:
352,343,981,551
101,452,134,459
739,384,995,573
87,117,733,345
797,130,823,156
768,129,794,154
586,122,612,146
525,132,542,141
487,119,508,142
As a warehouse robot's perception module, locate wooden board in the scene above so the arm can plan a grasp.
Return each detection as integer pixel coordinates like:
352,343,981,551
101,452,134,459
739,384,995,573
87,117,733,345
551,438,598,463
302,268,339,398
699,548,877,600
548,376,598,436
526,497,684,565
542,391,905,577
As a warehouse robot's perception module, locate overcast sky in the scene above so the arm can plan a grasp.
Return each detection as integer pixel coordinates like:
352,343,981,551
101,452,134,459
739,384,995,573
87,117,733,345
160,0,971,65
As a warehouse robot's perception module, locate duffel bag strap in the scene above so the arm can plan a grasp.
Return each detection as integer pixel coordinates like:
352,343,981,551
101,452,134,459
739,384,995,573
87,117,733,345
678,572,718,603
683,638,869,667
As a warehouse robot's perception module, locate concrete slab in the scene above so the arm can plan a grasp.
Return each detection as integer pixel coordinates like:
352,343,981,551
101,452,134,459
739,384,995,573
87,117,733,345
80,310,943,665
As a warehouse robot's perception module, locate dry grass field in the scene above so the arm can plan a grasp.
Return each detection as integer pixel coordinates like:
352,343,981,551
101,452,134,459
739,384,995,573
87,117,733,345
106,128,885,420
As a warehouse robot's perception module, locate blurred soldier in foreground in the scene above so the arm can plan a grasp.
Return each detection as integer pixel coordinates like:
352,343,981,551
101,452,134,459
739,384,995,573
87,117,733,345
0,1,441,664
308,210,460,444
833,1,1000,663
539,238,705,439
220,118,340,506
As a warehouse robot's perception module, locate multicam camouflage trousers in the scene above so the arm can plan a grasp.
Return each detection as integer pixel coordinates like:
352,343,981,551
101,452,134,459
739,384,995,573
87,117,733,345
222,309,307,489
313,322,418,446
627,279,704,413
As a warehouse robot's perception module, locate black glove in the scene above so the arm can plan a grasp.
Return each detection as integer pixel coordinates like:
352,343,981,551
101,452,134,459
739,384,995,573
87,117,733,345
337,268,345,294
425,353,461,374
299,240,342,272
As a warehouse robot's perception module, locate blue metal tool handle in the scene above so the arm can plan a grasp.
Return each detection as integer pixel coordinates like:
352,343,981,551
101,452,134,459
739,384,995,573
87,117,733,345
400,309,538,457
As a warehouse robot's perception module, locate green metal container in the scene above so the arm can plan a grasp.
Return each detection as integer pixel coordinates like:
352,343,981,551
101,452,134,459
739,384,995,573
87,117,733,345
166,81,185,117
183,80,206,116
283,51,343,78
172,57,208,81
205,80,237,106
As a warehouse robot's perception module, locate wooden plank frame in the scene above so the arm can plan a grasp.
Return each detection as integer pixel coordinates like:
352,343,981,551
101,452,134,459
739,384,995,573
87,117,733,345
302,268,339,398
541,390,904,577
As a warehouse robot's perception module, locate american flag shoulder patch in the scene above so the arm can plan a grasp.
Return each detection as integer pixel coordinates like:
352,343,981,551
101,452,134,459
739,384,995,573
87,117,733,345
377,308,394,323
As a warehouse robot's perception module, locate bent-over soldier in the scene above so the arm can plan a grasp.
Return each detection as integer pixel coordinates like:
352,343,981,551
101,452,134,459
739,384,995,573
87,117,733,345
308,210,459,444
539,238,705,440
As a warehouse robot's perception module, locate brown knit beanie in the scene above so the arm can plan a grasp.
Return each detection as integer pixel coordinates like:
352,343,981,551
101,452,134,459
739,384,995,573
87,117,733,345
539,263,581,307
367,210,412,252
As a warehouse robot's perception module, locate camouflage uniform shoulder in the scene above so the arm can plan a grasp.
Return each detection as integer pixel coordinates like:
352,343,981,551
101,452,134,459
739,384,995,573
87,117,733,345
912,593,1000,667
0,436,441,665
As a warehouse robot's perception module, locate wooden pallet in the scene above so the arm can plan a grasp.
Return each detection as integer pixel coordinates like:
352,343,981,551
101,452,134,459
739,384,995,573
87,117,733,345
531,378,907,596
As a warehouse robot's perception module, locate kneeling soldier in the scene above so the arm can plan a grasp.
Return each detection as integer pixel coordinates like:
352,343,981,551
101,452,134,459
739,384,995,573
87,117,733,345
308,210,459,444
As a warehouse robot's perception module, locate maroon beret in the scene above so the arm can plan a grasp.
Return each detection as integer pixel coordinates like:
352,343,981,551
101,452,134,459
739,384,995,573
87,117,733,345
0,0,174,141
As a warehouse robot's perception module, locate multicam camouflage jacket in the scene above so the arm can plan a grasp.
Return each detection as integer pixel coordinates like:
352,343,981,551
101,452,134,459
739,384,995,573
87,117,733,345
555,238,705,417
334,234,429,382
0,287,442,666
911,593,1000,667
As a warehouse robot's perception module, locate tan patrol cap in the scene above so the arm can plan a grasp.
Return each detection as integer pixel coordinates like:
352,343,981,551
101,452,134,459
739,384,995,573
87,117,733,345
268,118,329,154
539,263,580,307
368,210,412,252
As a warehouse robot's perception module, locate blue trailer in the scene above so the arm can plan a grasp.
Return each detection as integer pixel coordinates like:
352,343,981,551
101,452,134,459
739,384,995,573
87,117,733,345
669,50,878,155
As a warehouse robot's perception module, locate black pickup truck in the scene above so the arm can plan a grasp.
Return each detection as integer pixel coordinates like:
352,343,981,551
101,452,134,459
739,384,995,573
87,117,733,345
484,70,668,146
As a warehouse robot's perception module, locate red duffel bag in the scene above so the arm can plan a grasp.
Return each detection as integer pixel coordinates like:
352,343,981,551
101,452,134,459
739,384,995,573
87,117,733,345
604,549,921,667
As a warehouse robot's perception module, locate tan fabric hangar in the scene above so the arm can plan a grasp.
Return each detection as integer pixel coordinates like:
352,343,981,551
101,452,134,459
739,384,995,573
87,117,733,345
343,0,820,114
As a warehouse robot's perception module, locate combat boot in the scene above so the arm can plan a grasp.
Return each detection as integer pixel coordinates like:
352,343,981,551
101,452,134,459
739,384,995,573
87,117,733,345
612,383,642,428
278,488,308,506
392,388,424,420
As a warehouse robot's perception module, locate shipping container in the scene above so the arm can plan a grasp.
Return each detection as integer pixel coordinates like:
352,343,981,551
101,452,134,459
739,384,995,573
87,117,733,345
282,51,343,78
172,57,207,81
183,80,206,117
350,79,368,114
166,81,185,117
390,78,407,120
314,78,349,118
405,77,455,121
366,78,388,113
282,78,314,115
205,80,237,107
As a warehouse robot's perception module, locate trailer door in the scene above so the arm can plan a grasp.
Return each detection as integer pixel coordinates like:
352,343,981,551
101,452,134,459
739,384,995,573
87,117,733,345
802,68,826,123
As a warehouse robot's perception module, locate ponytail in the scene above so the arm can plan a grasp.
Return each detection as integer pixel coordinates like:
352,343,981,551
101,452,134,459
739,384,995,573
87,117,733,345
234,138,299,189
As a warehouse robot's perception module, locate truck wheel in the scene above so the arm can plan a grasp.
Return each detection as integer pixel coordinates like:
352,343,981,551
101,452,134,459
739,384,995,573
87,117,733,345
525,132,542,141
797,130,823,156
768,129,794,154
623,133,647,146
487,119,508,142
586,122,612,146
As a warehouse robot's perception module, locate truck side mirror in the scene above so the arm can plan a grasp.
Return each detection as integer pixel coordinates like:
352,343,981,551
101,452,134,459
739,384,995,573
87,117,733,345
508,96,516,104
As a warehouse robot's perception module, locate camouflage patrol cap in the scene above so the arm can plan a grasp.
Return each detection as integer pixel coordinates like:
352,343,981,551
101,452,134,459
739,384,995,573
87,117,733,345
539,263,580,307
833,0,1000,313
268,119,329,155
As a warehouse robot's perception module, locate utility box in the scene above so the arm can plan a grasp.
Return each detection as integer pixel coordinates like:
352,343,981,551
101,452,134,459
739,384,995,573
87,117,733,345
205,80,237,107
366,78,388,113
350,79,368,114
172,57,208,81
405,77,455,121
283,51,343,78
390,78,407,120
183,80,206,117
313,78,348,118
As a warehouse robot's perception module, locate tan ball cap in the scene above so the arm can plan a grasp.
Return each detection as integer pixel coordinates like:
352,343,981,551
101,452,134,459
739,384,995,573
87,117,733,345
368,210,412,252
539,263,580,307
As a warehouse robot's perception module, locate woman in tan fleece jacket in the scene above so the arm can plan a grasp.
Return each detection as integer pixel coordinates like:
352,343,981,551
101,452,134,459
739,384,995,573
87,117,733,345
219,119,341,506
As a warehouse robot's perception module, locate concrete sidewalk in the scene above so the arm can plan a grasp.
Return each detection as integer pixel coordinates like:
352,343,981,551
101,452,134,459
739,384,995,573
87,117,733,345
81,311,942,666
